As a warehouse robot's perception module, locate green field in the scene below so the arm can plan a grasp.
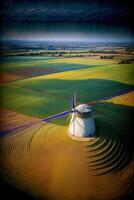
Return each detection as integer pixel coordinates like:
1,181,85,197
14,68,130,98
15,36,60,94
1,56,116,72
1,56,134,126
1,55,134,200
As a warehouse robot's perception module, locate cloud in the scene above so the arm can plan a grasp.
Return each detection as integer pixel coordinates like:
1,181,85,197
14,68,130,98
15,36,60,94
0,2,131,23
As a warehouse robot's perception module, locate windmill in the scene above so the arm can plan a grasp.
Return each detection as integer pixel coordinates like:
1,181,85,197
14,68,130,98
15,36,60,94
68,92,95,141
0,92,96,141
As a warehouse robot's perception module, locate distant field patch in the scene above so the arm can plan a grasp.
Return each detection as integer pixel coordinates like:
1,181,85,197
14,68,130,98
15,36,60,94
0,72,22,83
1,56,116,72
41,63,134,85
0,56,57,61
1,56,133,125
46,57,117,65
11,67,60,77
103,91,134,106
0,56,60,72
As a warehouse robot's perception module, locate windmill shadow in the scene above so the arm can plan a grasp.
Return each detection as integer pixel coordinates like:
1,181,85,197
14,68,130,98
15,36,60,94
85,102,134,175
7,78,134,126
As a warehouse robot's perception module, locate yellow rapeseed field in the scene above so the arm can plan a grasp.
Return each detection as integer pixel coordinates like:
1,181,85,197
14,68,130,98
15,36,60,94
34,63,134,85
103,91,134,106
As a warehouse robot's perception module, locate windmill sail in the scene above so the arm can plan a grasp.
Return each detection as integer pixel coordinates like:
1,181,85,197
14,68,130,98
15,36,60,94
72,91,76,109
1,91,97,138
0,110,71,136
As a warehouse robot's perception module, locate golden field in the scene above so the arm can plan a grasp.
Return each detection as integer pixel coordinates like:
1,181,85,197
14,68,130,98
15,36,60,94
103,91,134,107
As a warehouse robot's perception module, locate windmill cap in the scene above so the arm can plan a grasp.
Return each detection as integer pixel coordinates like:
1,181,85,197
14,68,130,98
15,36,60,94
75,104,92,113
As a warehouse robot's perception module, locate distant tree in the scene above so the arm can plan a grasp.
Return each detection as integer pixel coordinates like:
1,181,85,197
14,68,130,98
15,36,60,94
100,55,114,59
59,53,63,56
118,58,134,64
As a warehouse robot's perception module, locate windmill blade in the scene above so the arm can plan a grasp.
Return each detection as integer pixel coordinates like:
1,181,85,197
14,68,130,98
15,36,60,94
71,91,77,135
72,98,75,109
42,111,71,122
72,91,76,109
0,110,71,136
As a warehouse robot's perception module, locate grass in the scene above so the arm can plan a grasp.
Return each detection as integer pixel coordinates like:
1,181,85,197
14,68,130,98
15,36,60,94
1,56,116,72
10,78,133,102
1,79,132,123
0,56,57,63
1,56,133,125
1,84,71,121
1,61,133,123
94,102,134,139
38,63,134,85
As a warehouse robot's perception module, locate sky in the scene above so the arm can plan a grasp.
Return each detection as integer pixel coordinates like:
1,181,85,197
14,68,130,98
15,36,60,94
1,0,134,43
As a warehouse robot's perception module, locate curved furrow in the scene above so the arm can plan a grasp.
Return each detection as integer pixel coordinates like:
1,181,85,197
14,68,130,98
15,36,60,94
40,124,52,151
109,147,131,171
86,137,103,148
119,178,133,194
117,166,134,193
27,123,51,153
89,137,111,152
41,124,59,151
89,141,123,167
0,142,12,160
87,138,107,151
2,137,24,160
34,124,53,151
89,139,121,165
115,151,132,172
91,143,127,171
17,127,34,157
1,139,22,161
29,123,66,154
84,138,101,152
85,137,101,148
11,143,25,160
51,126,65,141
92,146,130,176
0,124,42,160
17,127,38,157
43,125,67,152
0,131,25,160
14,139,24,159
88,138,115,158
28,122,47,152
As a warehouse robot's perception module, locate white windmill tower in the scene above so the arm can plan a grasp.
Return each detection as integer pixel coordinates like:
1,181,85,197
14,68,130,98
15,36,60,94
68,94,95,141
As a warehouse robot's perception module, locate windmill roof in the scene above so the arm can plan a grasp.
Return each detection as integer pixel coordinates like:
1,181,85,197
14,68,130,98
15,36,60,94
75,104,92,113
